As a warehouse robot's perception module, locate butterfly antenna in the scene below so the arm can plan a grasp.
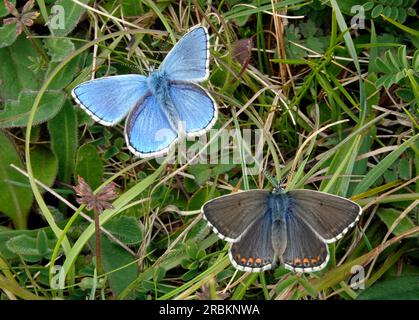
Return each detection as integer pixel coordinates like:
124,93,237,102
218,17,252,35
262,169,279,188
155,33,172,63
280,170,294,189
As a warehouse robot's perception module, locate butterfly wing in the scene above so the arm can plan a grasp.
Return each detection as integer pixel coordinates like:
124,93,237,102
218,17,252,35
202,190,271,242
159,26,209,82
72,75,148,125
282,212,329,272
230,210,274,272
168,82,217,136
125,94,177,157
288,190,362,243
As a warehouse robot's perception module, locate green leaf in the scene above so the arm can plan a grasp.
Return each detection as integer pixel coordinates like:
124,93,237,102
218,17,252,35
153,266,166,283
383,6,392,17
48,102,78,184
48,0,92,37
0,36,41,101
0,23,18,48
6,234,42,262
396,88,414,101
182,269,198,281
396,46,408,69
377,208,415,236
363,2,375,11
406,7,416,16
188,187,209,211
0,0,16,18
390,6,399,20
31,146,58,189
358,276,419,299
48,55,82,90
43,38,75,62
100,235,138,296
375,57,393,74
397,7,407,23
413,50,419,72
36,230,50,257
104,216,143,246
371,4,384,18
0,90,66,128
0,132,33,229
75,144,103,190
385,50,401,72
185,240,199,260
354,135,418,194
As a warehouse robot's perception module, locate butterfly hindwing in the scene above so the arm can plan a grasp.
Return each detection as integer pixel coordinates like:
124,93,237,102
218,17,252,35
72,75,148,125
159,26,209,82
282,211,329,272
125,94,177,157
230,210,275,272
202,190,270,242
288,190,362,243
169,81,217,136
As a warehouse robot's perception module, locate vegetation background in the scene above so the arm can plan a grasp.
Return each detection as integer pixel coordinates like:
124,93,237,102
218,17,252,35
0,0,418,300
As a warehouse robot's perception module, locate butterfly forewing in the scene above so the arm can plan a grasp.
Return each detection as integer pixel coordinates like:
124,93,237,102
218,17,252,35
230,210,274,272
282,212,329,272
288,190,362,243
160,26,209,82
202,190,270,242
72,75,148,126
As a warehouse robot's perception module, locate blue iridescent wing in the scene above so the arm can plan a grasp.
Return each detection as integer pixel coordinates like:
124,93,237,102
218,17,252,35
288,190,362,243
159,26,209,82
282,212,329,273
125,94,177,157
72,75,148,125
169,82,217,136
229,210,275,272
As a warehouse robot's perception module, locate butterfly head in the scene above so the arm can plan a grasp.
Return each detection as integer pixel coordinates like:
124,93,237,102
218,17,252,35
147,64,156,74
272,186,286,195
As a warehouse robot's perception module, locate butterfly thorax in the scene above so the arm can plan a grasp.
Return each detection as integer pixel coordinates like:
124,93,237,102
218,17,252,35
147,71,169,96
269,192,289,223
147,71,182,133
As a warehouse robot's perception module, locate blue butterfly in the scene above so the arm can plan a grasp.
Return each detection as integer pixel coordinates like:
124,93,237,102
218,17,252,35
72,26,217,158
202,187,362,273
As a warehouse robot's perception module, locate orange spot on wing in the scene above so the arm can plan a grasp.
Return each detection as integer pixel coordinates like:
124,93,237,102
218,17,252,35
255,258,262,265
248,257,254,265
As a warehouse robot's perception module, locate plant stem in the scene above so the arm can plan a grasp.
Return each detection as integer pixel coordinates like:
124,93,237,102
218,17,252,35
94,209,103,275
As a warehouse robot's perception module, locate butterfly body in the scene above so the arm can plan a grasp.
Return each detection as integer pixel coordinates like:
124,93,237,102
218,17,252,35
202,188,362,273
146,70,182,132
72,26,216,158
